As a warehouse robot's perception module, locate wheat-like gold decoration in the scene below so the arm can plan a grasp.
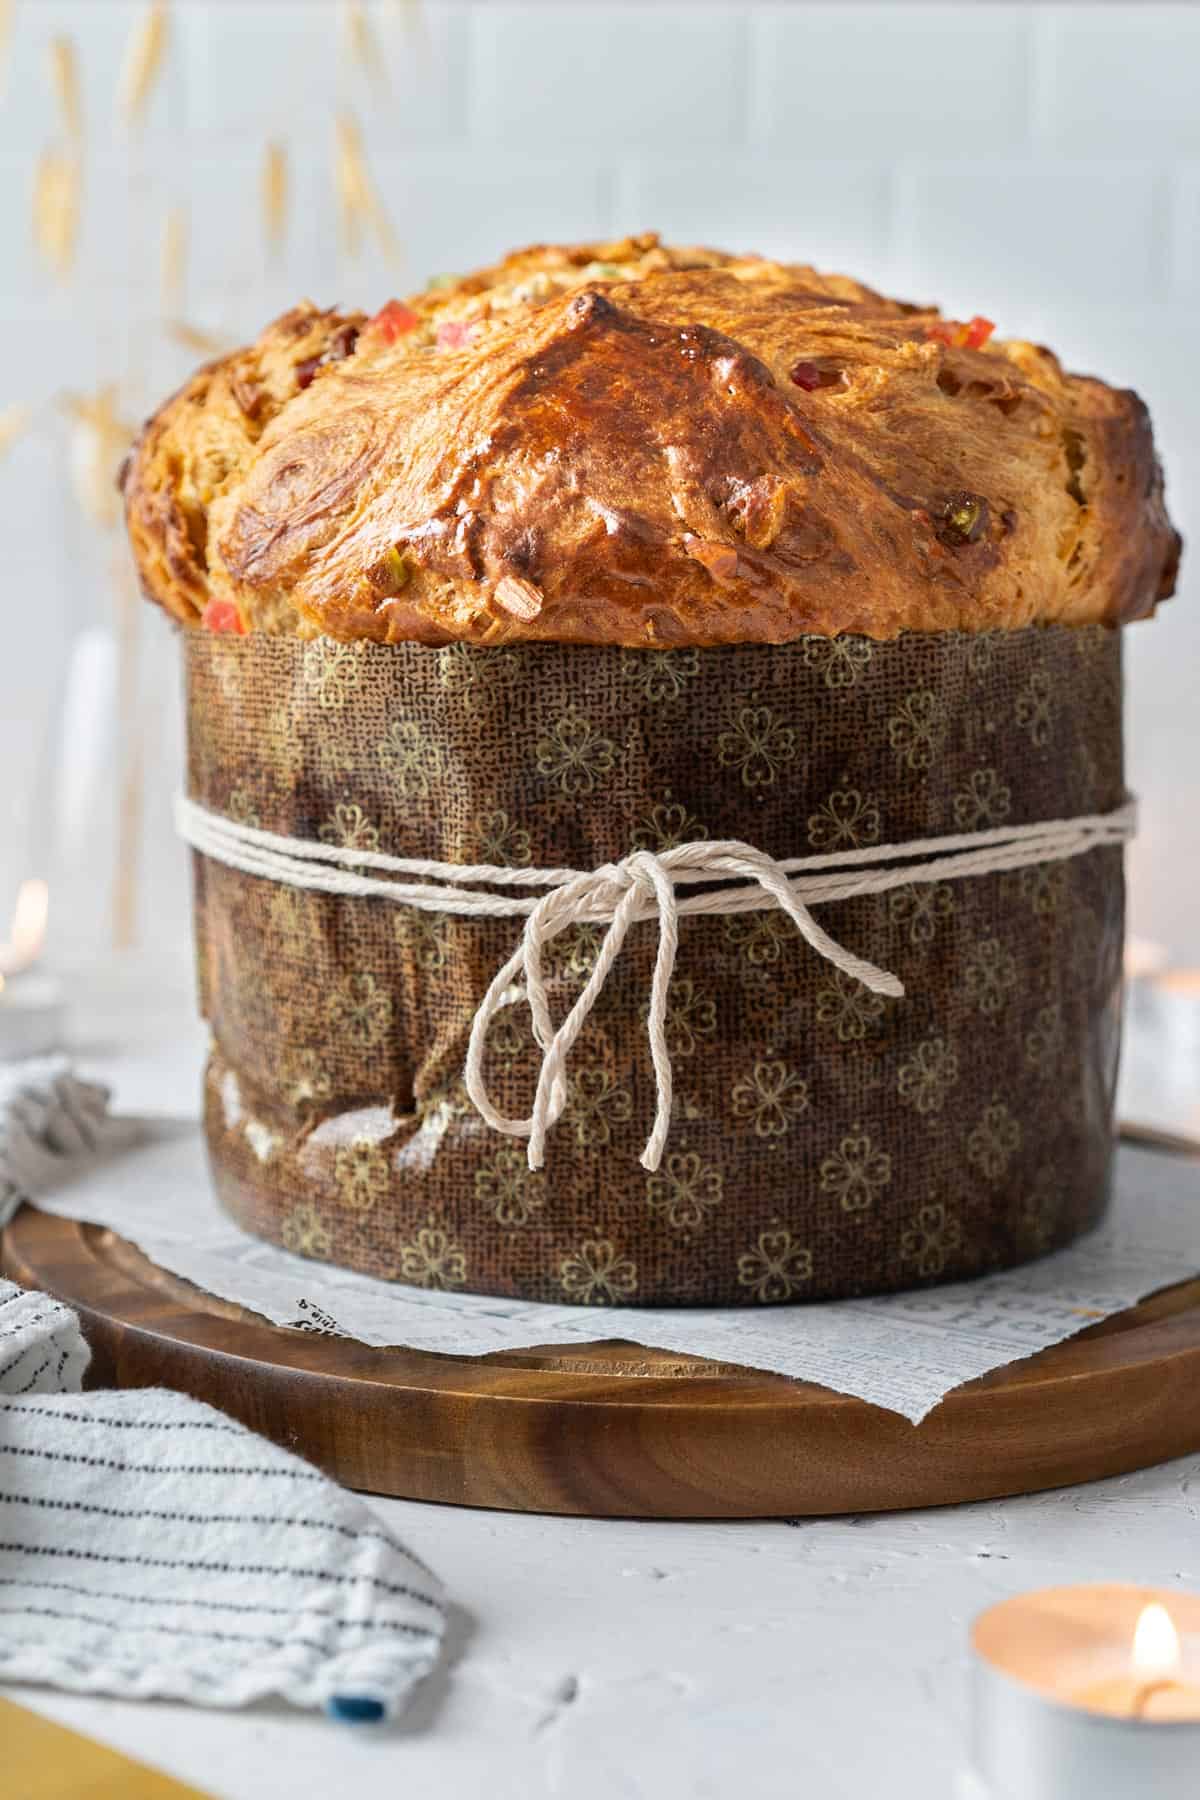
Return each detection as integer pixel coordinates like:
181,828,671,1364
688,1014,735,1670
343,0,386,87
49,36,83,140
0,0,14,94
168,320,233,356
33,148,82,278
119,0,169,127
62,386,136,529
62,388,136,438
371,193,402,266
335,112,368,258
161,203,187,310
0,405,31,462
33,152,59,257
262,139,288,256
334,111,400,265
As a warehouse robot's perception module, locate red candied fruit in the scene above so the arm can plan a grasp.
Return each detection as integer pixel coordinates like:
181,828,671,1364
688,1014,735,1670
369,299,420,345
789,360,842,392
435,319,475,352
202,598,245,635
925,315,995,351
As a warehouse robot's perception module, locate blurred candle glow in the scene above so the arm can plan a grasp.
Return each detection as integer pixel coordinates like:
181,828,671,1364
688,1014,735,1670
0,879,64,1059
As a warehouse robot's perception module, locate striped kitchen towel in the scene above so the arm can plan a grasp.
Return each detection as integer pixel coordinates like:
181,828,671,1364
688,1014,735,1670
0,1056,446,1720
0,1279,91,1398
0,1383,446,1717
0,1278,446,1719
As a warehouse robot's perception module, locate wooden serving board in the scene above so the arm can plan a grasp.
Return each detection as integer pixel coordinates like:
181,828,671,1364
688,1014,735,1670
5,1207,1200,1518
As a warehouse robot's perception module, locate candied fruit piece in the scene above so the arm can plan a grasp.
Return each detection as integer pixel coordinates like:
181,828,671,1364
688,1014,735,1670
937,491,990,547
367,547,410,596
369,300,419,345
435,319,475,352
202,598,245,635
925,315,996,351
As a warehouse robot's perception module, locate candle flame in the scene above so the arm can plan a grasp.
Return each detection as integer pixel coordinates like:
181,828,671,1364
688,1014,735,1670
1132,1602,1181,1679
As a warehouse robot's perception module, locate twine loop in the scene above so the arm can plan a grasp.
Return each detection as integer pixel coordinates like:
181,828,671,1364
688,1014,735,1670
176,793,1136,1174
462,841,902,1172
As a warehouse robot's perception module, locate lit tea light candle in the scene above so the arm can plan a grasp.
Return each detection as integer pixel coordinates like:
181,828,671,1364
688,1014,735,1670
1072,1601,1200,1721
970,1585,1200,1797
0,970,66,1061
0,879,65,1062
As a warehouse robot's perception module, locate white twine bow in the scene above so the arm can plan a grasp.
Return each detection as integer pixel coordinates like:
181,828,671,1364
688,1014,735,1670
462,843,902,1172
176,794,1137,1174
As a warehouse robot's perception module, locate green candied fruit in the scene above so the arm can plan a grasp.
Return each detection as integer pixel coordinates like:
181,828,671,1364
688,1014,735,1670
426,272,460,291
580,261,625,280
937,491,990,548
367,546,410,596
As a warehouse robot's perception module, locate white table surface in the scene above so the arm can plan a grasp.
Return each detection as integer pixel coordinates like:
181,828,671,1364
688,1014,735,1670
4,957,1199,1800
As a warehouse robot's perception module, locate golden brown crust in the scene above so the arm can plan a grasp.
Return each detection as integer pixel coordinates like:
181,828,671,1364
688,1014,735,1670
124,235,1181,643
122,303,366,628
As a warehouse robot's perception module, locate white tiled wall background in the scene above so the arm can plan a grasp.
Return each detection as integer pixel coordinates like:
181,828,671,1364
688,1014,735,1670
0,1,1197,958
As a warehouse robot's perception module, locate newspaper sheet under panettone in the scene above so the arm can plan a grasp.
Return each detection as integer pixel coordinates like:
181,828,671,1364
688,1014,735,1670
22,1125,1199,1425
185,624,1125,1307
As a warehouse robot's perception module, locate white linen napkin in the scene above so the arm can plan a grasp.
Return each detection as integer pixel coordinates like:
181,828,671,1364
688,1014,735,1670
0,1064,447,1721
0,1322,446,1718
0,1057,142,1232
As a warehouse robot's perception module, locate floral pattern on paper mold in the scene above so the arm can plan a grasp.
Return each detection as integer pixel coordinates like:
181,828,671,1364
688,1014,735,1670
887,690,943,771
334,1138,390,1213
475,1147,546,1228
815,971,888,1042
731,1062,810,1138
897,1037,960,1116
536,709,616,797
320,802,380,852
737,1229,814,1302
819,1131,892,1214
900,1204,962,1278
559,1239,638,1304
565,1068,634,1149
963,939,1019,1016
281,1203,332,1261
715,704,796,789
808,788,881,852
187,624,1124,1307
646,1152,724,1234
967,1102,1023,1182
397,1220,467,1291
620,648,699,703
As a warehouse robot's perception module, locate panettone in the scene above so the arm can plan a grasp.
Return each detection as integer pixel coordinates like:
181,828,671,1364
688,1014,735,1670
123,233,1180,648
128,237,1179,1305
